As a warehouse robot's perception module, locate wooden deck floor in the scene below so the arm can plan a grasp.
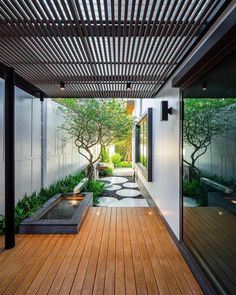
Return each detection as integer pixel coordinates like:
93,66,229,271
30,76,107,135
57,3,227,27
0,207,203,295
184,207,236,294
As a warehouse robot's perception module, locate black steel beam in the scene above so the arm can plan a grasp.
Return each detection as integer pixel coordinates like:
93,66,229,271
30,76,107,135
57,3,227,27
172,6,236,89
4,67,15,249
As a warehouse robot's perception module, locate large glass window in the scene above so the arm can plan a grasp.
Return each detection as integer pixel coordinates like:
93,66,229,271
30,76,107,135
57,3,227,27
135,108,152,181
139,117,147,168
182,97,236,295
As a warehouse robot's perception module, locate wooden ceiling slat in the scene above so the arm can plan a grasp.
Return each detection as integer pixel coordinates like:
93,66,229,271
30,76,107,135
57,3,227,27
145,0,203,96
127,0,145,97
150,0,218,96
0,0,228,98
136,0,171,98
144,0,188,97
103,0,114,97
125,0,136,98
131,0,164,98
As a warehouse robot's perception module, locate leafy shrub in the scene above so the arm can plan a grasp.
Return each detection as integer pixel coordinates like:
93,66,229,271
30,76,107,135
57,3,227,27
0,215,5,235
85,180,105,205
101,146,110,163
115,161,132,168
99,167,113,177
183,177,208,206
111,153,122,167
183,178,200,198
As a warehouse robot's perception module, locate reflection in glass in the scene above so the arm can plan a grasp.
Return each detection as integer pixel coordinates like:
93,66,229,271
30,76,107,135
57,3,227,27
183,98,236,295
139,116,148,168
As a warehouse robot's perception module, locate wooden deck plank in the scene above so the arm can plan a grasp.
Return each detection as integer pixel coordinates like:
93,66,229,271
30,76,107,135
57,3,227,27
184,207,236,294
126,208,148,295
135,208,171,295
81,208,107,295
0,207,203,295
93,208,112,295
59,208,101,295
121,208,137,295
70,207,106,295
14,235,61,295
131,208,160,295
114,208,125,295
48,208,96,295
104,207,116,295
141,209,181,295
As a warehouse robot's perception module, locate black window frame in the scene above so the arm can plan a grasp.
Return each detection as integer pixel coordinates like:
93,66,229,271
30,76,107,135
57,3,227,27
135,107,153,182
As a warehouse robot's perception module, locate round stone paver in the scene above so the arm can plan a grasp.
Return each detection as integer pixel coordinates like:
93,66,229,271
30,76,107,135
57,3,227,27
116,189,141,198
101,176,128,184
105,184,122,191
123,182,138,189
98,197,119,207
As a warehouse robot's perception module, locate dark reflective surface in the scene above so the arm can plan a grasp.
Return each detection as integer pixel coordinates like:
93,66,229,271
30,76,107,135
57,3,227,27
40,199,80,220
183,98,236,295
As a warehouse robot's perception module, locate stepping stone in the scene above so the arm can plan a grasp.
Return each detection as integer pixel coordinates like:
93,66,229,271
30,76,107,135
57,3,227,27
98,197,119,207
118,198,149,207
123,182,138,189
99,179,112,188
101,176,128,184
116,189,141,198
105,184,122,191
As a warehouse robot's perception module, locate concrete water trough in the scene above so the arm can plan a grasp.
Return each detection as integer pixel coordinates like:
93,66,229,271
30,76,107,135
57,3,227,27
19,192,93,234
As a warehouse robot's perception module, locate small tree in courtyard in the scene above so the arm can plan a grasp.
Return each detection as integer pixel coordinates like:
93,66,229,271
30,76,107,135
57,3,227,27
184,98,236,179
57,98,132,177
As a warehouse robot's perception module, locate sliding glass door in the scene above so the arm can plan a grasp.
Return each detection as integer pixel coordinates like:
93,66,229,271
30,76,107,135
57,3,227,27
181,51,236,295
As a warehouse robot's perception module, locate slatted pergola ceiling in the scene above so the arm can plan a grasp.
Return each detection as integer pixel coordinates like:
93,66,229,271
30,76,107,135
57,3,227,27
0,0,228,98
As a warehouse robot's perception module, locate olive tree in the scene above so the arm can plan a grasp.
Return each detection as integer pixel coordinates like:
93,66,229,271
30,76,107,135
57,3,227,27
184,98,236,177
57,98,132,177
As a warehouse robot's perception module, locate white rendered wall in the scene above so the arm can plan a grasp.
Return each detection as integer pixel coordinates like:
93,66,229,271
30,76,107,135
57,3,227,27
46,99,97,186
134,82,180,239
0,86,95,214
0,79,41,213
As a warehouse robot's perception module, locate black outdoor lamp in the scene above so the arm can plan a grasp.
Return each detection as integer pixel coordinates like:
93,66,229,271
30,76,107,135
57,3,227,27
161,100,173,121
60,81,65,90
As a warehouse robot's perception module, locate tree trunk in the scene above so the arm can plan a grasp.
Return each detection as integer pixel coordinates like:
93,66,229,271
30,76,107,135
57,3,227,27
86,162,95,180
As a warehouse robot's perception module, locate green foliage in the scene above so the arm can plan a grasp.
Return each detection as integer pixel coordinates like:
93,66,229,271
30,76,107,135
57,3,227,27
183,178,200,198
0,215,5,235
0,171,85,234
116,161,132,168
57,98,133,173
99,167,113,177
111,153,122,167
101,146,110,163
184,99,236,170
85,180,105,206
183,178,208,206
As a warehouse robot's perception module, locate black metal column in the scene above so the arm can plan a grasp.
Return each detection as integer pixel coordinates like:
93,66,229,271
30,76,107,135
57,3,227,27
4,67,15,249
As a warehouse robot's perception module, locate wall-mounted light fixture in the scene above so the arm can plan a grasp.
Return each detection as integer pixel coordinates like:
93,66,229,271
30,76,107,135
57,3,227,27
127,81,131,91
202,82,207,91
161,100,173,121
60,81,65,90
40,92,44,102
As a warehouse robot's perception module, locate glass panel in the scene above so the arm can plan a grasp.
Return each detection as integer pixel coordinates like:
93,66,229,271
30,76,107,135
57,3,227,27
139,115,148,169
183,98,236,295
